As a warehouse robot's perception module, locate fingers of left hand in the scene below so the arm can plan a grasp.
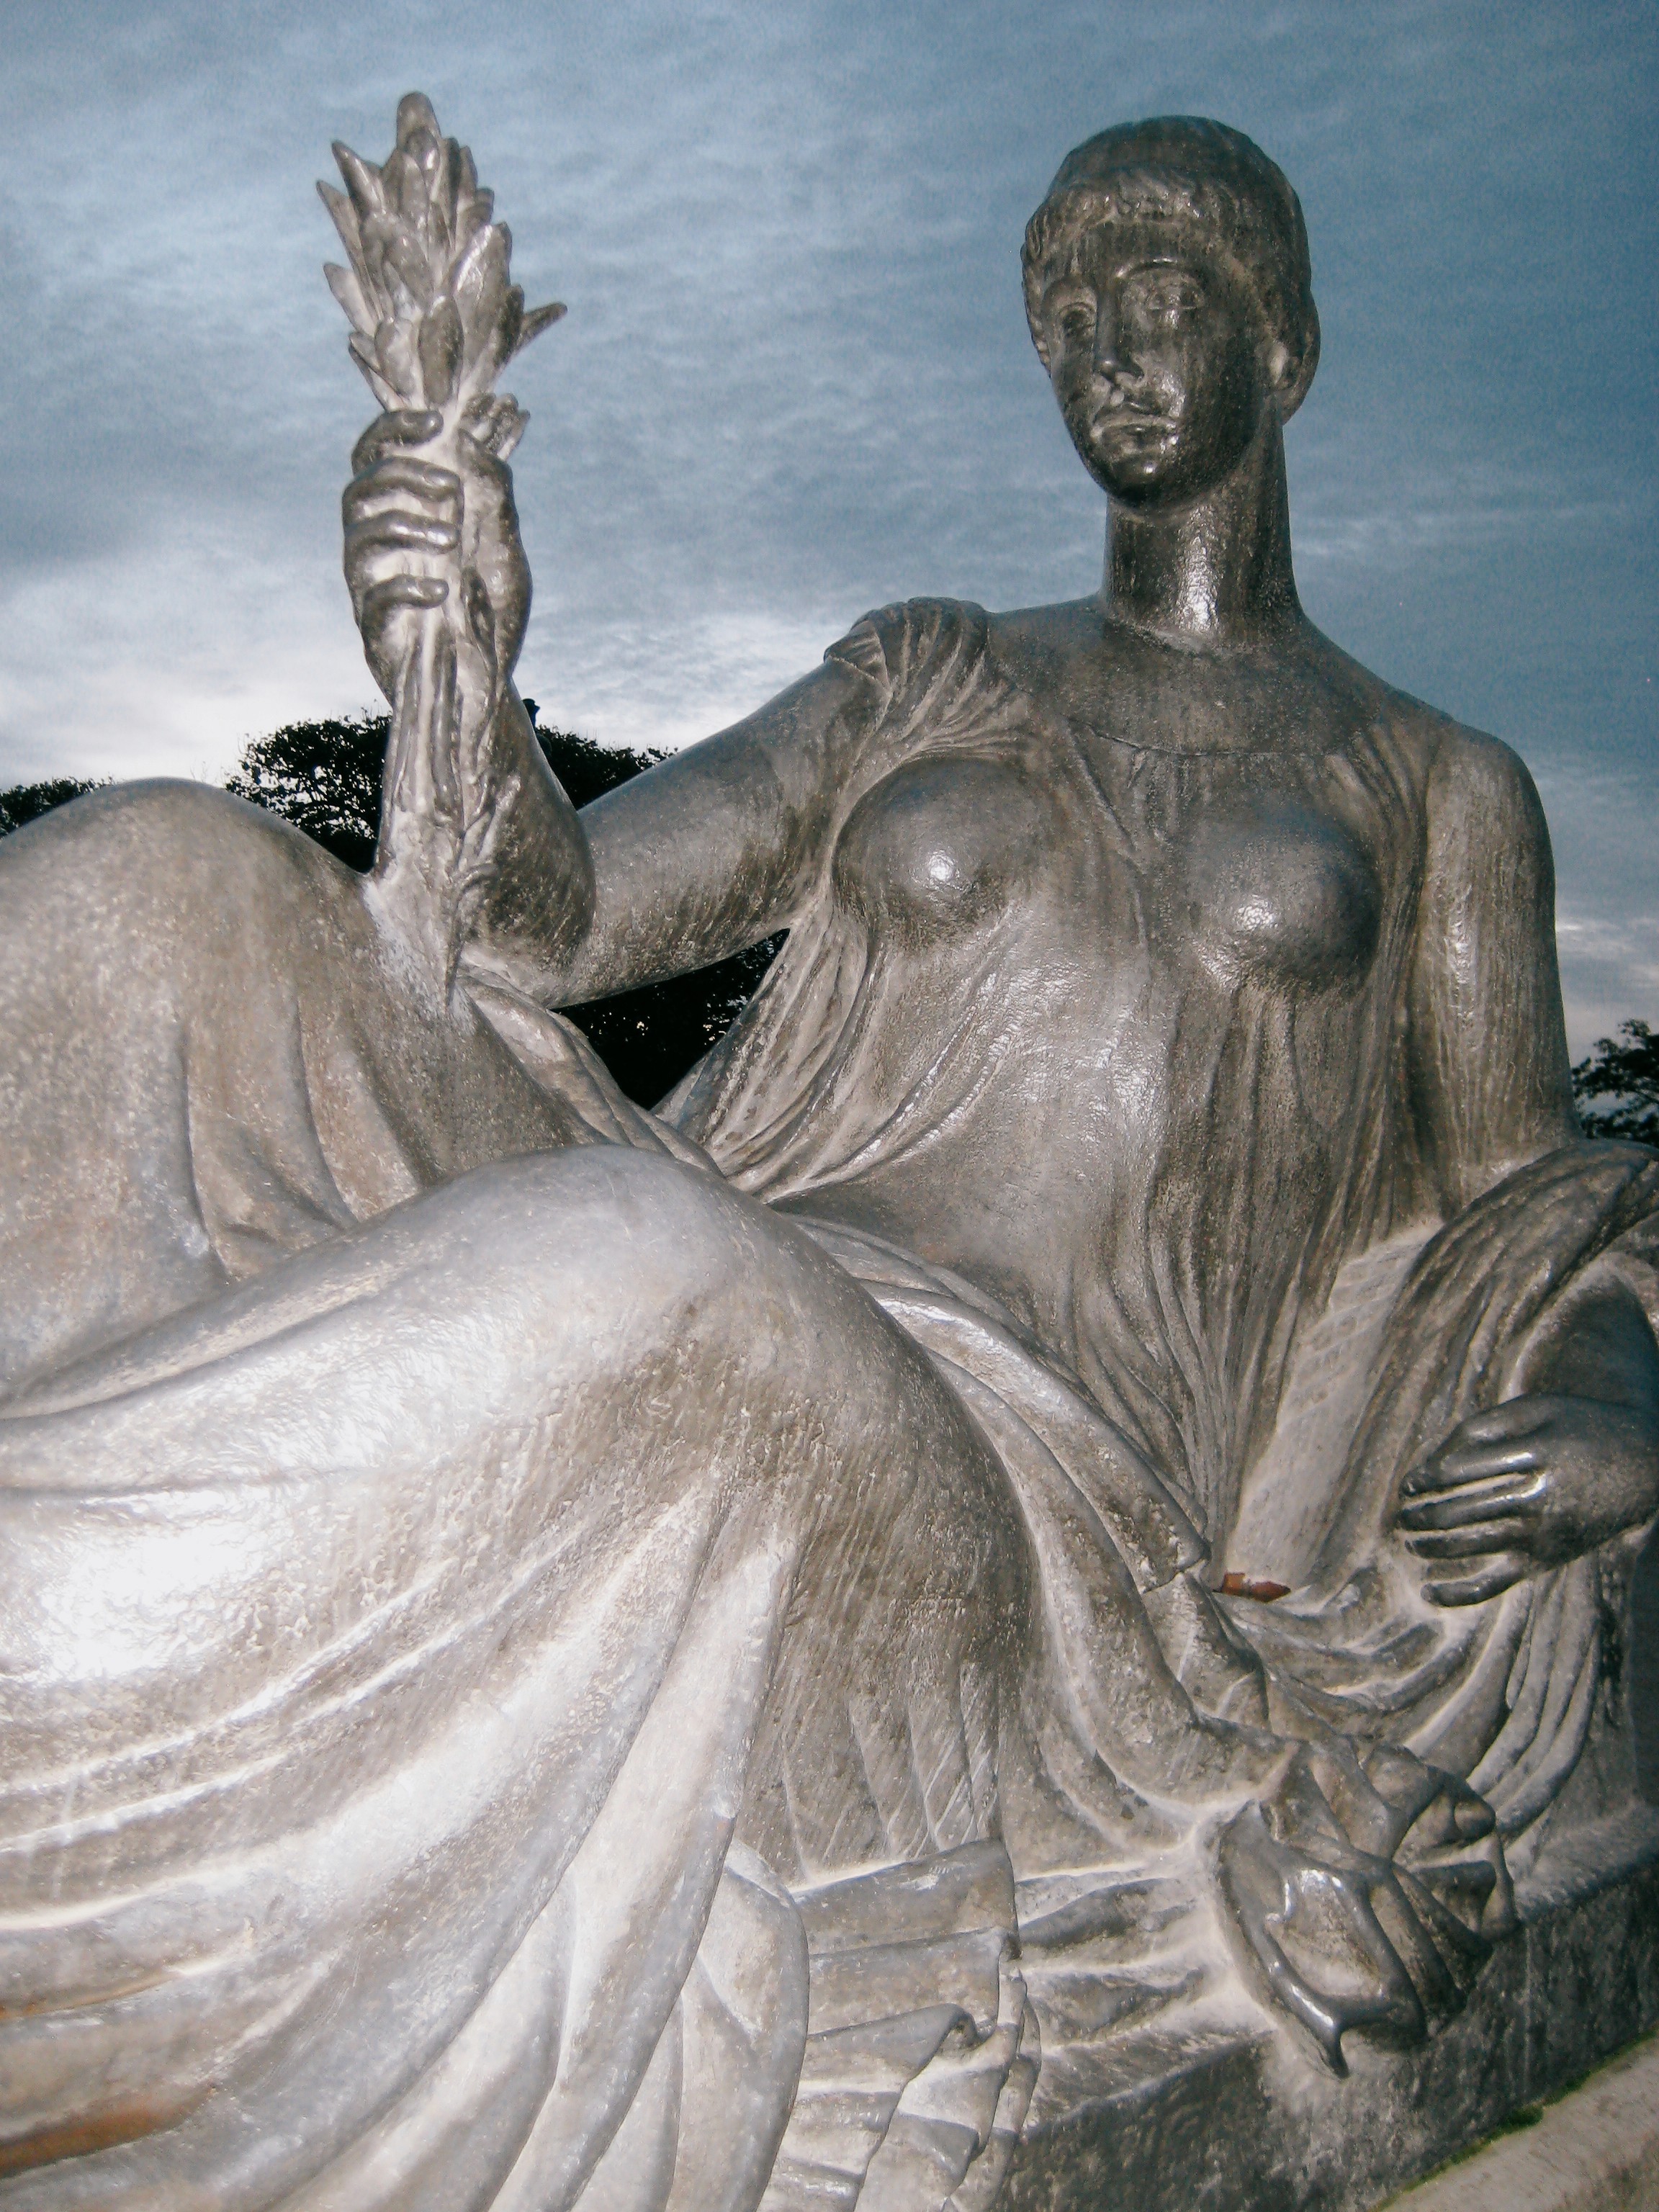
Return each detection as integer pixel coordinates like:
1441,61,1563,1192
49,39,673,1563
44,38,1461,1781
345,515,461,560
1403,1519,1529,1559
351,409,444,475
1398,1473,1541,1532
346,459,462,513
1423,1555,1527,1606
1402,1439,1541,1497
1454,1398,1552,1446
1401,1401,1552,1493
361,576,449,619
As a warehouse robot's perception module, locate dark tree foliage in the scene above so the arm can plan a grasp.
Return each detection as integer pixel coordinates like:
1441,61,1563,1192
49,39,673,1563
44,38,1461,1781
219,702,680,871
220,703,665,868
520,702,666,808
0,778,107,834
0,705,778,1107
215,701,781,1102
225,713,388,871
1572,1020,1659,1146
568,935,785,1109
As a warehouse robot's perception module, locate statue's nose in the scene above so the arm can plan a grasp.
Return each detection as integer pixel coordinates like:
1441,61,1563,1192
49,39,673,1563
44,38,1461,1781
1092,312,1128,381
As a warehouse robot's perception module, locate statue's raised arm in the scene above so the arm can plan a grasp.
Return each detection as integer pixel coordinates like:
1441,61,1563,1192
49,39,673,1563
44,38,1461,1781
333,99,901,1017
325,94,595,1002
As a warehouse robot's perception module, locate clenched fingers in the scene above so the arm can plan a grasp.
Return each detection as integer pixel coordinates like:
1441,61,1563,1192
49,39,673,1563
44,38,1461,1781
351,408,444,477
361,575,449,621
343,456,461,518
345,511,461,562
1403,1519,1532,1560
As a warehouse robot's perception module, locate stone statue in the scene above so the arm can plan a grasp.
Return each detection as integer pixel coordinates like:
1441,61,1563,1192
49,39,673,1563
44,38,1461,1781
1,99,1655,2212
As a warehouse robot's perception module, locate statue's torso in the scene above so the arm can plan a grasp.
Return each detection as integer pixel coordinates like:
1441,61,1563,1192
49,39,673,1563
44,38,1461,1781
680,599,1434,1536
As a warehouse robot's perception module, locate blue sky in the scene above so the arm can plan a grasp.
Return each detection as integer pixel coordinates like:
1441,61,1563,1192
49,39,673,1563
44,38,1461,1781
1,0,1653,1047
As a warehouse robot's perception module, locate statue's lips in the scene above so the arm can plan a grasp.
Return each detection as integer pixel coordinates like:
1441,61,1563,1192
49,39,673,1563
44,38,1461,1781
1089,400,1169,440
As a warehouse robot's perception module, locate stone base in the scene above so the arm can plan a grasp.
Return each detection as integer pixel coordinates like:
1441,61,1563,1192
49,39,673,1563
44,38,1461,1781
1388,2029,1659,2210
1004,1808,1659,2212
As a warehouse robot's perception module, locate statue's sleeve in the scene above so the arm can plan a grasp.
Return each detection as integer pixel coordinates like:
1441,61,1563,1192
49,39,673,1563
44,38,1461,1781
1406,724,1578,1216
821,598,996,770
821,606,899,696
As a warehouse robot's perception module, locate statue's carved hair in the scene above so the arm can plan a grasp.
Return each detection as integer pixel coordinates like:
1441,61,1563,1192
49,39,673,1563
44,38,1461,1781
1022,115,1321,418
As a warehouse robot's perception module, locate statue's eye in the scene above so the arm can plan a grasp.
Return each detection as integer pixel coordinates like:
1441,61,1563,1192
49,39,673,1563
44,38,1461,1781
1128,271,1204,320
1046,291,1095,346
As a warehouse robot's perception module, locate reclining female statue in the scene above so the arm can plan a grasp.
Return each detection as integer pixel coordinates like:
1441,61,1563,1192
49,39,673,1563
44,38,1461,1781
2,107,1655,2212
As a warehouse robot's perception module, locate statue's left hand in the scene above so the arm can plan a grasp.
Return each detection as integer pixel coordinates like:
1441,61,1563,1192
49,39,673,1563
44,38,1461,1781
1395,1393,1659,1604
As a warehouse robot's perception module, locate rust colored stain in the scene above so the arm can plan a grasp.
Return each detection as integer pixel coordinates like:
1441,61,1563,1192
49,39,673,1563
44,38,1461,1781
0,2088,207,2178
1220,1572,1290,1602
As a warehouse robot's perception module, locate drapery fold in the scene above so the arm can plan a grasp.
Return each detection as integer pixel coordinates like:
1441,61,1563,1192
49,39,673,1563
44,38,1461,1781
1226,1143,1659,1861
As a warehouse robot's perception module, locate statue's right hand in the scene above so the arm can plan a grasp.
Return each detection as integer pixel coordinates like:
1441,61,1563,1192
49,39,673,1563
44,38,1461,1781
342,410,459,705
1217,1742,1507,2077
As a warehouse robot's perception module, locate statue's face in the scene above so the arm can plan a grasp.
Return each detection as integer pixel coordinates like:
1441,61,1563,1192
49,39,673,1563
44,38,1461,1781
1037,224,1279,505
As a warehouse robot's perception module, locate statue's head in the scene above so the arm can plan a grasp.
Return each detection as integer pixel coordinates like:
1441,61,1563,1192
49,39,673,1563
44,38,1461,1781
1022,117,1319,505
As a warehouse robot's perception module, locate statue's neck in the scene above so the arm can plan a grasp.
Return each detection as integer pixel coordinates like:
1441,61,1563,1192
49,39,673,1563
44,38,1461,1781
1101,418,1301,647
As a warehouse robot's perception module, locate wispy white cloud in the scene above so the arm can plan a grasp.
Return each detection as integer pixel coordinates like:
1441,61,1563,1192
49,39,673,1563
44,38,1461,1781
1555,910,1659,1060
0,512,367,783
2,0,1655,1030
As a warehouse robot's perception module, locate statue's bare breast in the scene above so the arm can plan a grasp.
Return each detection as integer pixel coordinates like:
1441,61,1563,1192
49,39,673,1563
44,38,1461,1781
790,619,1408,1378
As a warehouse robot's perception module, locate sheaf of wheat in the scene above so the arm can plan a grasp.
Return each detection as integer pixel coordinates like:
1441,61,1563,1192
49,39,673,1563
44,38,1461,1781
319,91,565,459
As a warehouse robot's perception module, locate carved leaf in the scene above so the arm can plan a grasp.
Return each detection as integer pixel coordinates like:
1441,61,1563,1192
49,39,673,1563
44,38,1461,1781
382,147,428,230
418,297,465,409
492,283,526,378
332,142,385,225
395,90,441,147
347,331,398,410
316,179,364,264
373,315,421,403
433,138,462,245
364,215,434,309
324,261,374,337
449,221,510,365
513,300,568,357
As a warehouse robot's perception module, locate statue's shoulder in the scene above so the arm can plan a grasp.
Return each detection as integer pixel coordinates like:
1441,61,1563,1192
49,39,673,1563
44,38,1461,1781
1391,696,1546,840
827,594,991,656
1318,634,1546,835
823,595,994,702
983,595,1100,656
1422,721,1553,877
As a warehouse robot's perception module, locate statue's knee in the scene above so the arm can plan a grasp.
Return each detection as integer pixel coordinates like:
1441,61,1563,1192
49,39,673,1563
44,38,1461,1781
445,1149,803,1353
9,776,249,855
1,779,320,930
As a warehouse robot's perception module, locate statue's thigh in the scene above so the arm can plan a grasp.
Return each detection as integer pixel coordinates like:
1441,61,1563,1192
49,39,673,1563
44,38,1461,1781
1,1148,1022,1767
0,777,361,1026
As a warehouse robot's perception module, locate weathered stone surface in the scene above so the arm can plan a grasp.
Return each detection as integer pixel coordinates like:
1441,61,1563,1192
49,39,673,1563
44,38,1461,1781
1389,2026,1659,2211
1007,1818,1659,2211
